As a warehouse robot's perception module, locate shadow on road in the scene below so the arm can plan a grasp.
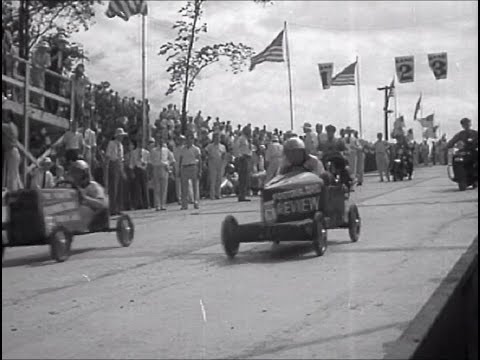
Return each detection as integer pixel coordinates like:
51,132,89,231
2,246,119,268
228,321,410,359
333,245,469,254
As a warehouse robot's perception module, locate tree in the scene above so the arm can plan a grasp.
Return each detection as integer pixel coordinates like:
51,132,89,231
159,0,262,133
4,0,102,60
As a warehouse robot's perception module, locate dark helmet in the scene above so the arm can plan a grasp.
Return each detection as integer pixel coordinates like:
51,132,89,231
284,137,306,166
69,160,91,186
226,163,236,174
460,118,471,126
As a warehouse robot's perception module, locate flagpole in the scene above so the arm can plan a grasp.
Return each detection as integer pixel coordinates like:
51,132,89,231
141,13,147,148
393,75,398,121
355,55,363,138
284,21,294,131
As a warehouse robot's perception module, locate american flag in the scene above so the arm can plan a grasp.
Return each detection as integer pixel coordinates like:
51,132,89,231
249,30,284,71
105,0,148,21
331,61,356,86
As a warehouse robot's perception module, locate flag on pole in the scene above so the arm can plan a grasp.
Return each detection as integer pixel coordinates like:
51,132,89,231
418,113,435,128
318,63,334,89
413,93,422,120
423,125,439,139
388,78,395,98
106,0,148,21
249,30,284,71
331,61,356,86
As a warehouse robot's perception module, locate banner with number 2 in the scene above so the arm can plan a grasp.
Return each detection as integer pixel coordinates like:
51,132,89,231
428,52,448,80
395,56,415,83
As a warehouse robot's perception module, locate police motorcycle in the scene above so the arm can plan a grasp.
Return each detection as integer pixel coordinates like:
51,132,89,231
220,141,361,259
447,138,478,191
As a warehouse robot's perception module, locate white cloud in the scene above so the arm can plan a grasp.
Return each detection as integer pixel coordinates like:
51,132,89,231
71,0,478,141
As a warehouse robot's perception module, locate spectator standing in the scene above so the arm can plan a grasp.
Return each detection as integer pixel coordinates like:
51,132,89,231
237,126,253,202
355,131,366,186
151,137,175,211
70,63,90,125
205,132,226,200
303,122,318,155
179,134,202,210
30,157,55,189
30,41,51,108
265,135,283,183
83,117,96,167
106,128,127,214
63,121,84,166
124,141,137,210
374,132,390,182
46,32,69,114
2,111,23,191
132,139,150,210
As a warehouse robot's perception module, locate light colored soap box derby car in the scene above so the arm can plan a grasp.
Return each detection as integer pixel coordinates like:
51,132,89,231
2,180,134,263
220,166,361,259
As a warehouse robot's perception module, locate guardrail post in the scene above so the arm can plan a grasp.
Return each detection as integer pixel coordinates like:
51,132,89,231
23,61,30,185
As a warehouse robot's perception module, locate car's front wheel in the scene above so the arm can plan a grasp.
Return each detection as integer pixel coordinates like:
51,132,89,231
312,212,327,256
49,226,72,263
348,204,361,242
221,215,240,259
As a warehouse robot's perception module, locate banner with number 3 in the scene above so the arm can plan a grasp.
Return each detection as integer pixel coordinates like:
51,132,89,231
428,52,448,80
395,56,415,83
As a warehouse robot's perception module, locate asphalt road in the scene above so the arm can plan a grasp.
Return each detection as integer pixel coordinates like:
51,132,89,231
2,166,478,359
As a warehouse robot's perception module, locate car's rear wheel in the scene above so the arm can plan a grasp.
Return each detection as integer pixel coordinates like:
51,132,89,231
348,204,361,242
221,215,240,259
49,226,72,263
312,212,327,256
116,214,134,247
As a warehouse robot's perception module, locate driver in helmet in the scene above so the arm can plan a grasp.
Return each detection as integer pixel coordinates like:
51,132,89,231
279,137,326,177
68,160,108,230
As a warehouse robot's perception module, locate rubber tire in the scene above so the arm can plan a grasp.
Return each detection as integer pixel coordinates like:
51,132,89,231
221,215,240,259
458,181,467,191
49,226,72,263
348,204,361,242
116,214,134,247
312,213,327,257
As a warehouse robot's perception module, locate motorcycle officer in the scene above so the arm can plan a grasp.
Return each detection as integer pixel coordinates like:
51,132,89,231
447,118,478,150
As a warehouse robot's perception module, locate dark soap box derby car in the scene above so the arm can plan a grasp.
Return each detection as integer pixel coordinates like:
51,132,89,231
221,168,361,259
2,182,134,263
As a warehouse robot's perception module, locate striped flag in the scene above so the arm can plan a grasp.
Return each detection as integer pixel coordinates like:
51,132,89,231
105,0,148,21
388,78,395,98
249,30,284,71
331,61,357,86
413,93,422,120
418,113,434,128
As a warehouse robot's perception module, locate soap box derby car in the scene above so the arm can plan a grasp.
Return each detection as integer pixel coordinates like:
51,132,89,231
220,160,361,259
2,181,134,263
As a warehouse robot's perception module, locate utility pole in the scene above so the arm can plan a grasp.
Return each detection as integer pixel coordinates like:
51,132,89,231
377,84,394,141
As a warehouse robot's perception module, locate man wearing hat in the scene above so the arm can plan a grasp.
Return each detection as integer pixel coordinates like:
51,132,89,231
179,133,202,210
265,135,283,183
30,157,55,189
106,128,128,214
303,122,318,156
237,126,253,202
447,118,478,150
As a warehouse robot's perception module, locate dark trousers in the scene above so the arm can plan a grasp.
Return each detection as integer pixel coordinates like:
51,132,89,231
134,167,148,209
124,167,137,210
108,160,123,214
237,156,251,200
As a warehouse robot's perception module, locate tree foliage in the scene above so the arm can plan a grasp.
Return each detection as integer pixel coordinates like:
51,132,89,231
3,0,102,58
158,0,254,97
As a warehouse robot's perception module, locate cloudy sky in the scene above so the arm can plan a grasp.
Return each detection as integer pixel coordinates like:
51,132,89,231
71,0,478,140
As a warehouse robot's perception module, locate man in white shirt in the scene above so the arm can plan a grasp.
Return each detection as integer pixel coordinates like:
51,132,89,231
106,127,127,214
30,157,55,189
237,126,252,202
316,123,328,159
265,135,284,183
179,134,202,210
83,118,97,168
63,121,84,166
303,122,318,156
133,140,151,210
205,133,226,200
151,137,175,211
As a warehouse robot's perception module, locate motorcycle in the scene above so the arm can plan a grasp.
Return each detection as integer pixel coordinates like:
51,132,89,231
390,150,411,181
447,139,478,191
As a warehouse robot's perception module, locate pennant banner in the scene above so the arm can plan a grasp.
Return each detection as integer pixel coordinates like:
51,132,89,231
395,56,415,83
318,63,333,89
428,52,448,80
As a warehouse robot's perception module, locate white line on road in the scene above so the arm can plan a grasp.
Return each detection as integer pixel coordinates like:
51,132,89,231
200,299,207,322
